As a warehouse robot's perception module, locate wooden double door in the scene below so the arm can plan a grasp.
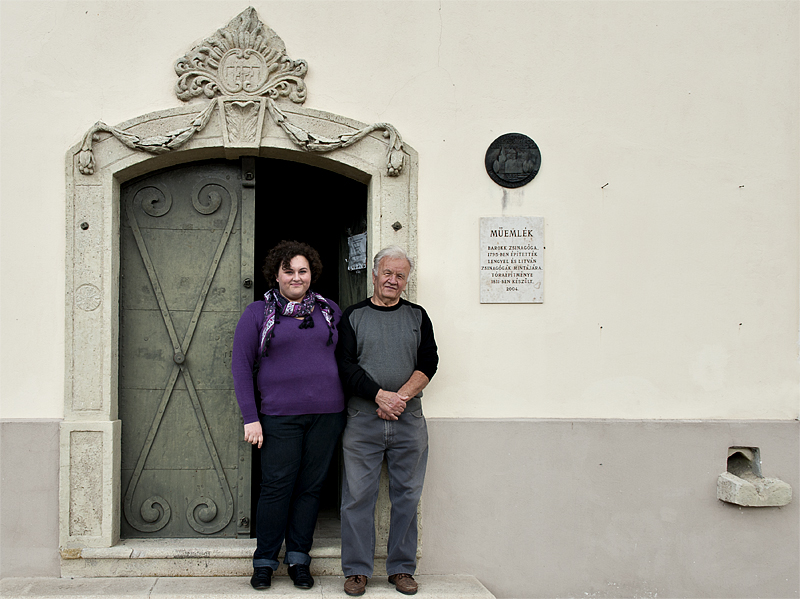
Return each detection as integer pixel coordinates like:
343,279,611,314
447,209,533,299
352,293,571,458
119,158,366,538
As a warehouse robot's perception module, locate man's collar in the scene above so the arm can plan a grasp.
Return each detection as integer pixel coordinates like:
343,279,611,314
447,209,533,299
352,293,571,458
370,296,401,308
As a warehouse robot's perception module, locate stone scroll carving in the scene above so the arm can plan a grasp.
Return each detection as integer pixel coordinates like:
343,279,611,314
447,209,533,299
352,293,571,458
78,7,406,176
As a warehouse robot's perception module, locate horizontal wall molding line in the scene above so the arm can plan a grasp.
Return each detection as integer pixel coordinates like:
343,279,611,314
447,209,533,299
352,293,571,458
427,417,800,424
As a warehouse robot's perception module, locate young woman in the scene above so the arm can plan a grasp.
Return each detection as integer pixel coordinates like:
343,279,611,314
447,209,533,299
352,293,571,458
232,240,345,590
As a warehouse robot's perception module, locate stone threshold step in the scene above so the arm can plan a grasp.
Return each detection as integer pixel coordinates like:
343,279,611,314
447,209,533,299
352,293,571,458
2,575,496,599
63,538,356,560
60,539,389,578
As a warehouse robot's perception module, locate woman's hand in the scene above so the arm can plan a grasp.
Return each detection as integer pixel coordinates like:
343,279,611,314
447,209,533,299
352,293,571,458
244,421,263,448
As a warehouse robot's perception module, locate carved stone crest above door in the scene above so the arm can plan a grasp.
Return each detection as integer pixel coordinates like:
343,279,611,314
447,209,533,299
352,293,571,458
77,7,405,176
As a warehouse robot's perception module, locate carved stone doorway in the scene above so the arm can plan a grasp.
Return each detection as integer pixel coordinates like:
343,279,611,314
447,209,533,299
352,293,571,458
61,9,417,576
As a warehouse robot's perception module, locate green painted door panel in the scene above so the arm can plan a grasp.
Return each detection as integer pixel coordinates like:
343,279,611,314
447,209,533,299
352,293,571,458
120,160,253,538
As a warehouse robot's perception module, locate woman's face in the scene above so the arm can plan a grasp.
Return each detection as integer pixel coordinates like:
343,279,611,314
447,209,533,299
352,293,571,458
276,254,311,301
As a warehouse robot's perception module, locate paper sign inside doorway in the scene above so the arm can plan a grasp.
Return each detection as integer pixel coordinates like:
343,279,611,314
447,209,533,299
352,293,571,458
347,233,367,271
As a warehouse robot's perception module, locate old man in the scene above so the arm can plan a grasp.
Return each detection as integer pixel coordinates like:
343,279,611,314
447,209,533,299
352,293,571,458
337,246,439,596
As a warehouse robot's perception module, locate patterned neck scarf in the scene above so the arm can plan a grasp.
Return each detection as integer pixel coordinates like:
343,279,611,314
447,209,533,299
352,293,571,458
258,288,335,358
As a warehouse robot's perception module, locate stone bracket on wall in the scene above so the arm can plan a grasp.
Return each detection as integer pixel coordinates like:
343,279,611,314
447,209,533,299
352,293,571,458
77,7,406,177
717,447,792,507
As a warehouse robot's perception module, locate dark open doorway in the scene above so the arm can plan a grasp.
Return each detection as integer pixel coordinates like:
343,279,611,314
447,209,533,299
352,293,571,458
250,157,368,538
117,156,365,541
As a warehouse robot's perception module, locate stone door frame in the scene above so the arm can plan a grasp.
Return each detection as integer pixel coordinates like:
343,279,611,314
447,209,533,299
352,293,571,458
61,101,418,551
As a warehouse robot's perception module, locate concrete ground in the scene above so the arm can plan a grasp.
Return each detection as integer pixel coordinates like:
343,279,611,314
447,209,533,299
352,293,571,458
1,575,495,599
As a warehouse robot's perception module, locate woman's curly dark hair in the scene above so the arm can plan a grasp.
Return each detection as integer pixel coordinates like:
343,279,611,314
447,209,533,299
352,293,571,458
262,240,323,288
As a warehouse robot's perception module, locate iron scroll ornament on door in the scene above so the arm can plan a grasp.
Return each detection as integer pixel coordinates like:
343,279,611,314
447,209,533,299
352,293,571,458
122,180,237,535
77,7,406,178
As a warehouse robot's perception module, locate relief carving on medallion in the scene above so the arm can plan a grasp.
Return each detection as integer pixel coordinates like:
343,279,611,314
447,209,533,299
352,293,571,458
78,7,405,176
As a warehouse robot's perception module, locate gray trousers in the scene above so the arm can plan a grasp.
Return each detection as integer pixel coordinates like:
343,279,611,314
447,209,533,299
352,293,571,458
340,407,429,577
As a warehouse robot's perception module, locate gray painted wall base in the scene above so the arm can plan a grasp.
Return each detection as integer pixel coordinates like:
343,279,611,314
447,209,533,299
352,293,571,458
0,420,61,578
419,419,799,599
2,418,798,599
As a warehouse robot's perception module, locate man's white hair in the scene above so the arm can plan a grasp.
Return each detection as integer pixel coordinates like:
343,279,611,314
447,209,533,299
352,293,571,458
372,245,414,277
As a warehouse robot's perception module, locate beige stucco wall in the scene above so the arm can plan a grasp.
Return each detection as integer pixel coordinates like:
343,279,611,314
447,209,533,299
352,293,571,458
1,0,798,421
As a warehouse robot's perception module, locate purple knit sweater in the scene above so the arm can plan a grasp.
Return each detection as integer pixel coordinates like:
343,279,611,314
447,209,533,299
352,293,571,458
231,299,345,423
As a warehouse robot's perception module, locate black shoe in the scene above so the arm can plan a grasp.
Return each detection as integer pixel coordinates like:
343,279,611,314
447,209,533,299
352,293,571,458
288,564,314,589
250,566,273,590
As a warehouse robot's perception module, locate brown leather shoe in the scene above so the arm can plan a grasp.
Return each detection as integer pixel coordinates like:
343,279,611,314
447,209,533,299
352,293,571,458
344,575,368,596
388,573,418,595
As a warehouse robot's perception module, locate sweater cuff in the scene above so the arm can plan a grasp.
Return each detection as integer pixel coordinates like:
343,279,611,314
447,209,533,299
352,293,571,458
362,379,381,402
241,410,260,425
419,365,437,381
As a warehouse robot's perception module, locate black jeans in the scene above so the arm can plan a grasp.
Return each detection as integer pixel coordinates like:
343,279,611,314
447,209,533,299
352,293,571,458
253,411,345,569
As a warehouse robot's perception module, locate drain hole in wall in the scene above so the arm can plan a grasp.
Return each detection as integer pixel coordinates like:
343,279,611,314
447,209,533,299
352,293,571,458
727,446,762,480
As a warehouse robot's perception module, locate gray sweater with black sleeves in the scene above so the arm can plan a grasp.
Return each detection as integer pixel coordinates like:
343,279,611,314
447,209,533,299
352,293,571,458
336,298,439,413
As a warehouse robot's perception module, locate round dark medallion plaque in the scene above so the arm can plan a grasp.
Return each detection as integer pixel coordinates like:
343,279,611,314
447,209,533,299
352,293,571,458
485,133,541,188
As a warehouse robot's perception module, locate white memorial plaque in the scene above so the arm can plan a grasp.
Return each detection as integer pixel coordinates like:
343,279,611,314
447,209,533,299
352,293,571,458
480,216,544,303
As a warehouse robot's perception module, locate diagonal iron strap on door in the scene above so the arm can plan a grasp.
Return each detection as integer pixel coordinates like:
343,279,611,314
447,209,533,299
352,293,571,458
120,162,249,537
